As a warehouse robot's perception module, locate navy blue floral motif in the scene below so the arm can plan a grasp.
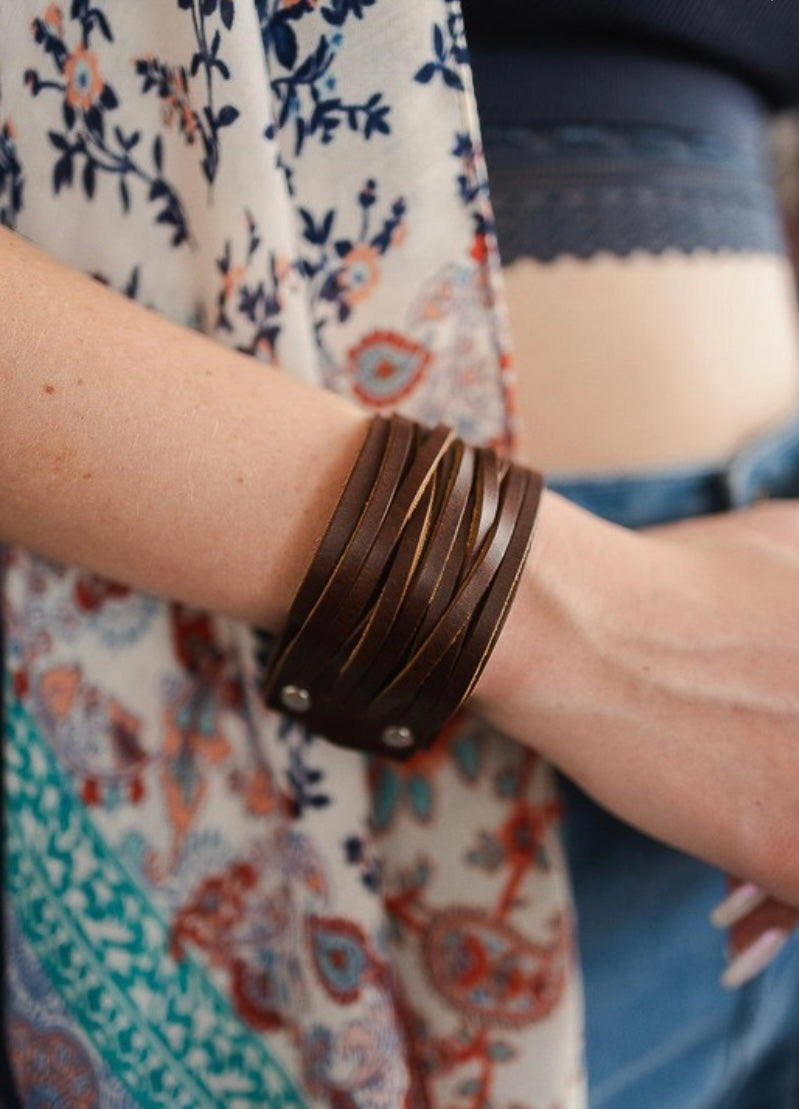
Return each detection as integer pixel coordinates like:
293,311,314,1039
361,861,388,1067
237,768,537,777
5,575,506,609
90,265,141,300
134,0,239,185
0,97,24,229
343,835,382,894
277,716,332,818
452,129,497,256
453,131,482,204
298,178,407,364
413,0,469,90
257,0,390,155
253,624,332,817
215,209,292,359
415,3,490,240
320,0,378,24
25,1,190,245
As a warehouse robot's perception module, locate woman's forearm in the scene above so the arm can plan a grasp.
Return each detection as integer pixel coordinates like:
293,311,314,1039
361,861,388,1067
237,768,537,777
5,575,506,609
0,224,371,630
6,232,799,913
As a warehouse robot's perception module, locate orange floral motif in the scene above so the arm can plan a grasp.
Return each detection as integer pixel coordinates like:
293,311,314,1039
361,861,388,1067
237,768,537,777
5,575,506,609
42,2,62,34
221,262,246,301
170,861,257,963
159,68,197,141
348,328,431,406
274,253,292,281
243,766,276,817
39,665,81,722
64,43,103,111
160,698,232,869
470,231,488,264
340,243,380,306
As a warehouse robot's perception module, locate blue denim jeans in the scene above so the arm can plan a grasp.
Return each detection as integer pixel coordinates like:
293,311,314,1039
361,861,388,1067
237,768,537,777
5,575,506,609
545,411,799,1109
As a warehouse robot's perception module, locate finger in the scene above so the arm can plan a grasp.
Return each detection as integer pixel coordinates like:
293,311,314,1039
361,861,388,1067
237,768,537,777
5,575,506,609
710,879,799,990
720,927,791,990
709,880,767,928
727,900,799,957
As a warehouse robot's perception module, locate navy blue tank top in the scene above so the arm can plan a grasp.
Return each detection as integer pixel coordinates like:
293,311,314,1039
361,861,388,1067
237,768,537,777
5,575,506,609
459,0,793,259
460,0,799,110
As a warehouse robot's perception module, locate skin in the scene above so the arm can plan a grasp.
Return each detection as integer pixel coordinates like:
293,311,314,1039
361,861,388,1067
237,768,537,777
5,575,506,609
473,486,799,901
500,248,799,955
507,252,799,473
2,226,799,956
0,225,371,632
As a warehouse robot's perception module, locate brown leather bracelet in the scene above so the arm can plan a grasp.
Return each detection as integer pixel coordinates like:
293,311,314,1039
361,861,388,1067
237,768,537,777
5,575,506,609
328,438,475,705
256,412,545,760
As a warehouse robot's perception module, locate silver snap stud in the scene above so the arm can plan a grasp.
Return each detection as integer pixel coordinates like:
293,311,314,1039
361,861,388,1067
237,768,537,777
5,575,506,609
381,725,414,750
280,684,312,713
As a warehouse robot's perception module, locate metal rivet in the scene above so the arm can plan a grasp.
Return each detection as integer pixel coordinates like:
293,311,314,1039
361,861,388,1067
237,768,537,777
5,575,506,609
381,725,414,750
280,684,312,713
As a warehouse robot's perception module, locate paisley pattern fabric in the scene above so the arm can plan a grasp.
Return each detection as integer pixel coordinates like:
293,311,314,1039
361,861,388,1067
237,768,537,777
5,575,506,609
0,2,585,1105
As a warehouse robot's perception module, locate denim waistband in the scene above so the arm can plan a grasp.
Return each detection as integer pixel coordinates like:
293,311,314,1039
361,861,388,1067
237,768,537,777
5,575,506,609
544,409,799,530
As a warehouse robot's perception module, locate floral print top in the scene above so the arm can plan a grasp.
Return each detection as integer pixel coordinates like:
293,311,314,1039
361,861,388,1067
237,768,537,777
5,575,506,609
0,2,586,1106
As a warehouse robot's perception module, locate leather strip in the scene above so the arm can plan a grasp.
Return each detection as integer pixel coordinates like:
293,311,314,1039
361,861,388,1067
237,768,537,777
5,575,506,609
326,421,456,648
338,438,475,707
268,414,414,680
289,414,390,624
409,443,499,657
369,459,528,720
320,466,437,702
401,468,544,738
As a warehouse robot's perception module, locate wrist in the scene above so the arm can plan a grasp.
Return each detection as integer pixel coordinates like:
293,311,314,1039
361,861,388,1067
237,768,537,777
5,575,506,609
468,487,623,750
468,486,562,713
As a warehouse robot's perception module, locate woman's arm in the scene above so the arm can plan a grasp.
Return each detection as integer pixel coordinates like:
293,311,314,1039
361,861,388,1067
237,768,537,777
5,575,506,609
0,224,372,630
474,492,799,908
4,224,799,914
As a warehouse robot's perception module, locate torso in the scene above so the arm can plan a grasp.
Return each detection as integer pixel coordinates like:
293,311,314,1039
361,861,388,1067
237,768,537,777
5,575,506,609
506,252,799,473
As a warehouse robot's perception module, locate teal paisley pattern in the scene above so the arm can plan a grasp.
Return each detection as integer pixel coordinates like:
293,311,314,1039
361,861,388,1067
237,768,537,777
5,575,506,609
0,0,585,1105
5,686,307,1109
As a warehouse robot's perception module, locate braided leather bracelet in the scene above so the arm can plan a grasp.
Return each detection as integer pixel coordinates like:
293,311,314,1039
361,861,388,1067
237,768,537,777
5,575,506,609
257,412,544,761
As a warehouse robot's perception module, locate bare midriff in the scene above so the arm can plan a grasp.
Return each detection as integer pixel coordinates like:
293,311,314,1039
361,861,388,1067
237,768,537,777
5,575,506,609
505,252,799,474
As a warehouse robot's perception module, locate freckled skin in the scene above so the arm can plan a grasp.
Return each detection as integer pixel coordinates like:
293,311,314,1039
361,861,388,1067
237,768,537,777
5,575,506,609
0,224,369,631
43,383,55,394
